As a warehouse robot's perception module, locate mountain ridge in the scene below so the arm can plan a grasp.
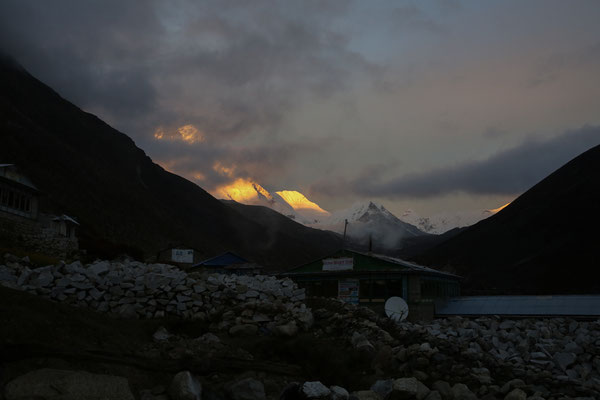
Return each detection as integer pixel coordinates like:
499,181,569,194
0,55,342,268
416,142,600,294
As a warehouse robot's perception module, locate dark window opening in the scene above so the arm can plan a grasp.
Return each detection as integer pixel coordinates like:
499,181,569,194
303,280,337,298
359,279,371,299
372,280,387,299
387,279,404,298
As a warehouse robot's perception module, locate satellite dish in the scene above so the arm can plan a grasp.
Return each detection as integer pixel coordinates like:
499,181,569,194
385,296,409,322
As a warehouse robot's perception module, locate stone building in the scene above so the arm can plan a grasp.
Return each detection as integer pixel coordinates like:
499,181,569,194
0,164,79,258
0,164,39,219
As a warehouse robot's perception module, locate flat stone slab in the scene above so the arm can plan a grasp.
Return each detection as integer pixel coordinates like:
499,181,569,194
5,368,135,400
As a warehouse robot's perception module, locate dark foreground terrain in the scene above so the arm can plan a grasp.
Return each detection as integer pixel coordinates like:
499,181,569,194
1,255,599,400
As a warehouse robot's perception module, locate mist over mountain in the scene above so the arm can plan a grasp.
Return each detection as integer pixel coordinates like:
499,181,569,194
417,144,600,294
313,201,429,250
0,54,342,268
216,180,431,251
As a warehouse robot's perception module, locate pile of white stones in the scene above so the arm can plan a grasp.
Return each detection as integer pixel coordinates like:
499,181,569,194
311,298,600,399
0,254,311,335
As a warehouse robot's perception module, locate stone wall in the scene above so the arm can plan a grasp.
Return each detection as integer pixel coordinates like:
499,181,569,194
0,255,312,336
0,212,78,258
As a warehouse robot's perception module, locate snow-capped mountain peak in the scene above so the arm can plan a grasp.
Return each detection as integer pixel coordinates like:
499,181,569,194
274,190,330,222
314,201,427,249
213,179,330,223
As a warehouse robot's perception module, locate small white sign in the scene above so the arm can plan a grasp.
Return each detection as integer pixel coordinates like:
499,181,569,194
323,257,353,271
172,249,194,263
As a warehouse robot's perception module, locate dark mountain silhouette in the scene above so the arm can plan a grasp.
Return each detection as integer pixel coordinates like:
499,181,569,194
417,143,600,294
0,54,341,269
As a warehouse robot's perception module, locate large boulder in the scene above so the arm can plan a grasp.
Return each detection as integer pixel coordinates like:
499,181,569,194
451,383,477,400
226,377,266,400
554,352,577,371
169,371,202,400
302,381,331,399
330,386,349,400
431,381,451,399
4,368,135,400
389,377,419,400
370,379,393,399
504,388,527,400
275,321,299,337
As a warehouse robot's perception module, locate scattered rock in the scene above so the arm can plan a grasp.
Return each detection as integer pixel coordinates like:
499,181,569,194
431,381,451,399
226,377,266,400
302,381,331,399
370,379,393,399
423,391,442,400
504,388,527,400
389,377,419,400
275,321,299,337
330,386,350,400
554,352,577,371
451,383,477,400
153,326,172,342
169,371,202,400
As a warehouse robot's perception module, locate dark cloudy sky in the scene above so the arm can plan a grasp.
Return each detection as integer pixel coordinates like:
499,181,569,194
2,0,599,216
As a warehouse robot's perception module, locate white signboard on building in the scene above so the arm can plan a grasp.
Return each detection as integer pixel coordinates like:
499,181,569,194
323,257,354,271
171,249,194,263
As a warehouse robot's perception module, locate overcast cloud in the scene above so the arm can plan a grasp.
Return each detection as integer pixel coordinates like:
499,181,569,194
1,0,599,216
314,125,599,198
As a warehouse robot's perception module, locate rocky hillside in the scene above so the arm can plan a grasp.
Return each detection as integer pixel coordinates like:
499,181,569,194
0,54,341,268
1,253,599,399
417,143,600,294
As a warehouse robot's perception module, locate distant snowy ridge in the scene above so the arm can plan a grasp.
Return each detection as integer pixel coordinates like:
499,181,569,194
401,207,502,234
313,201,428,249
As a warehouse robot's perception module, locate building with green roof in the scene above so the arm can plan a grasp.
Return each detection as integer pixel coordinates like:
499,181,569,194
282,249,461,320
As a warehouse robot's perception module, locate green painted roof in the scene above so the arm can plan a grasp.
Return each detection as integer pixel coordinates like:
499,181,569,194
284,249,460,279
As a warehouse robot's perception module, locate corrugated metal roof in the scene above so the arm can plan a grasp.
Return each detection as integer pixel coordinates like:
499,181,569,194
0,164,38,191
194,251,248,267
284,248,460,279
362,252,459,277
52,214,80,225
436,295,600,316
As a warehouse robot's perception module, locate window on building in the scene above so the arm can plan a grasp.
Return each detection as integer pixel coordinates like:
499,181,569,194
359,279,371,300
372,280,387,299
387,279,404,298
306,280,337,298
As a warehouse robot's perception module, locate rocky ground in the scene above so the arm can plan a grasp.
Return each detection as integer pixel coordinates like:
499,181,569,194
1,253,599,400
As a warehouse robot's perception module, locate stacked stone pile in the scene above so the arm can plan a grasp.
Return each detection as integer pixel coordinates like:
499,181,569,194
310,298,600,399
0,254,311,335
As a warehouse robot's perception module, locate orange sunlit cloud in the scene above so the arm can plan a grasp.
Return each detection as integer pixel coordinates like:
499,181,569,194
153,124,205,144
193,172,206,181
212,161,236,178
